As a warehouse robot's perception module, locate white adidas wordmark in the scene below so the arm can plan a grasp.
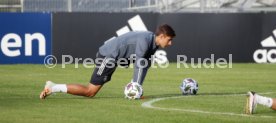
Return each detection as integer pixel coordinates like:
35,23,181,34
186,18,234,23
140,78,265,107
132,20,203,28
253,29,276,63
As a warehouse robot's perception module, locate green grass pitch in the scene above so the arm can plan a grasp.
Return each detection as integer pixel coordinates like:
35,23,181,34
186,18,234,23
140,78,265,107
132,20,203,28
0,63,276,123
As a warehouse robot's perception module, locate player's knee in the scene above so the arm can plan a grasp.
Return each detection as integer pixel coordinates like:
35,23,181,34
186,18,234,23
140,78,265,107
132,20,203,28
84,83,102,97
85,90,96,97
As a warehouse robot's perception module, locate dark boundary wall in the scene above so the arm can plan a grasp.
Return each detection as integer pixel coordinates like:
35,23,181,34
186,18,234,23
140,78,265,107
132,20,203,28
53,13,276,63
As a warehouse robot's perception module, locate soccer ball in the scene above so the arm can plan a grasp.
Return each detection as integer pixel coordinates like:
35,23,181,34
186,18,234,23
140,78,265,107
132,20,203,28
180,78,199,95
124,82,143,99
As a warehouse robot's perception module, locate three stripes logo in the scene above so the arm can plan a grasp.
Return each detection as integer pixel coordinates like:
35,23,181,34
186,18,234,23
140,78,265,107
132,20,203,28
104,15,168,64
104,15,148,44
253,29,276,63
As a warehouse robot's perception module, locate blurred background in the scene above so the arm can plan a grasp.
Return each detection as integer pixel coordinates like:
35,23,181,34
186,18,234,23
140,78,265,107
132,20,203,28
1,0,276,64
1,0,276,13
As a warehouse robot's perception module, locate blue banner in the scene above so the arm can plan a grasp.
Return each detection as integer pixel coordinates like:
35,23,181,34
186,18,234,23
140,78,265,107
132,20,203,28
0,13,51,64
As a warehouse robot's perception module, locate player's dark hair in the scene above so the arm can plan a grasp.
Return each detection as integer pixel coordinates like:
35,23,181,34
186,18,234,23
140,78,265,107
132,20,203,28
155,24,176,37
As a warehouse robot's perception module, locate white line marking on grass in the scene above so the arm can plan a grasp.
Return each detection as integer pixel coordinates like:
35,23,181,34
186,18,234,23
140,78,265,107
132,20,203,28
141,92,276,118
27,73,47,76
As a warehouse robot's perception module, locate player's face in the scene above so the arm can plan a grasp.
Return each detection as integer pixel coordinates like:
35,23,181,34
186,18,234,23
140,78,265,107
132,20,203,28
159,34,173,48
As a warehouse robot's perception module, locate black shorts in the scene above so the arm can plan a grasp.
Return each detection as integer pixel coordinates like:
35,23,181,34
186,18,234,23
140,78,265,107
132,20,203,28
90,53,117,85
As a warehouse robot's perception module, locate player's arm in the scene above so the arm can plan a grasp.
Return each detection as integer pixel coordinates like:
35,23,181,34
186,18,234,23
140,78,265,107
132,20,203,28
132,40,151,85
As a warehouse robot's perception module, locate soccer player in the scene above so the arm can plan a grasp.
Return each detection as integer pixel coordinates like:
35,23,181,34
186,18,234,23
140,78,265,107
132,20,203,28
40,24,176,99
245,91,276,114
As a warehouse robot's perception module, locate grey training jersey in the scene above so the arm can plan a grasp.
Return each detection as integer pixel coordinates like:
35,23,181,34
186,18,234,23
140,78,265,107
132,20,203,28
99,31,158,85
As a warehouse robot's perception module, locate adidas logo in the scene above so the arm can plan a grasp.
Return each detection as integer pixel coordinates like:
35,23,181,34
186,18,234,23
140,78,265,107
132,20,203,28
104,15,168,64
253,29,276,63
260,29,276,47
104,15,147,44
